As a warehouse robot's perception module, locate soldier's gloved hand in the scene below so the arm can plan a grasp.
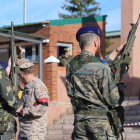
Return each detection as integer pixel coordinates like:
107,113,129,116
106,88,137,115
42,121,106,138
120,72,131,86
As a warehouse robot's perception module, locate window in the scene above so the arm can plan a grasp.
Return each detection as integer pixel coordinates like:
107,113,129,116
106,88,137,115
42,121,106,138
25,46,32,60
21,45,39,63
57,42,72,58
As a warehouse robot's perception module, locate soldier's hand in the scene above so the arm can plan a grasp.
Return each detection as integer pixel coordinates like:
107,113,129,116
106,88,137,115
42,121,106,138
116,42,134,55
17,57,20,65
8,57,11,67
116,42,126,55
6,57,12,75
120,72,131,85
16,105,23,113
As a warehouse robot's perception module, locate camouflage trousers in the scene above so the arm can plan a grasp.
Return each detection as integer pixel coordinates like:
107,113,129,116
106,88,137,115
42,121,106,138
72,118,121,140
0,120,16,140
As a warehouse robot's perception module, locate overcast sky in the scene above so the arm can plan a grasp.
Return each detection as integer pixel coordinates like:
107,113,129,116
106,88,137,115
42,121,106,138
0,0,121,32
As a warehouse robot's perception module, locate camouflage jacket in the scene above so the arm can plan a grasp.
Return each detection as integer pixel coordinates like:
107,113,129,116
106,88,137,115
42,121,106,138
0,65,20,123
59,54,73,67
19,77,49,138
66,50,121,120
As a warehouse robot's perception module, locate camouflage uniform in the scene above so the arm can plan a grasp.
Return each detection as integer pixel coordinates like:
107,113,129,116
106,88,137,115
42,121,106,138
59,54,73,67
18,59,49,140
0,65,20,140
66,50,122,140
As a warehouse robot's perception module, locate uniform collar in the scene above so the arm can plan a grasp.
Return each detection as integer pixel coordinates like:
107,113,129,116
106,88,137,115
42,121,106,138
25,76,36,89
80,50,95,56
80,50,107,64
61,54,67,58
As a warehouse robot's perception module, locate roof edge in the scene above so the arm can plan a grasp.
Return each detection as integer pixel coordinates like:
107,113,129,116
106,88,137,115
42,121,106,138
106,30,121,37
1,20,50,29
0,28,46,40
50,15,107,26
1,15,107,28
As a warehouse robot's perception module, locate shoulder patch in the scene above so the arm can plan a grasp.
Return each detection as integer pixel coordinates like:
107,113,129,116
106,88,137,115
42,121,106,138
40,88,46,91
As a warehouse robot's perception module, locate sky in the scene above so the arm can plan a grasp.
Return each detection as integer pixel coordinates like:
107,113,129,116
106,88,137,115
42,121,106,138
0,0,121,32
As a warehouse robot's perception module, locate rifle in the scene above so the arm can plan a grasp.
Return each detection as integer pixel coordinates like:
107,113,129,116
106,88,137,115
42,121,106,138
109,14,140,85
9,21,24,93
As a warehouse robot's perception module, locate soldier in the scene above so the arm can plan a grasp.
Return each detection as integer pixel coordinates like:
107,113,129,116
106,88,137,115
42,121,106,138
17,58,48,140
66,25,131,140
0,58,21,140
59,48,73,67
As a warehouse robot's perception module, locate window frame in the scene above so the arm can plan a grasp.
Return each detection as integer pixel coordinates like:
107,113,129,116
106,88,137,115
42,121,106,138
21,45,39,63
57,42,72,58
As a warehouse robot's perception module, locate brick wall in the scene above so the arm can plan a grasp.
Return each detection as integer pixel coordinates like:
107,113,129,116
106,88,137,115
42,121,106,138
32,63,39,76
45,63,58,101
13,24,50,38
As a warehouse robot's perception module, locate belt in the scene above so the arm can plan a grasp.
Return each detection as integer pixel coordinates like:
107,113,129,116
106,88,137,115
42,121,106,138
74,108,108,117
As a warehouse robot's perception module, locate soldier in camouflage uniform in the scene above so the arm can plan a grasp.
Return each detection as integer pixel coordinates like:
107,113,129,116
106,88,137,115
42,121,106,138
66,25,131,140
0,60,21,140
59,48,73,67
17,58,49,140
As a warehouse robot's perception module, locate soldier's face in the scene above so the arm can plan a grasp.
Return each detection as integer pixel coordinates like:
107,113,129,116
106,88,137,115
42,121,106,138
20,72,26,83
67,51,70,56
65,51,70,56
20,72,23,78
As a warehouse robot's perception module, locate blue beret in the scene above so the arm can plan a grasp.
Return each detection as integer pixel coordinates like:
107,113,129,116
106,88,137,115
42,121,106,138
76,25,101,42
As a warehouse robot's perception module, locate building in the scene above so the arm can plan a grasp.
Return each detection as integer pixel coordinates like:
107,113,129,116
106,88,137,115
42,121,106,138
0,15,107,125
106,30,121,55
